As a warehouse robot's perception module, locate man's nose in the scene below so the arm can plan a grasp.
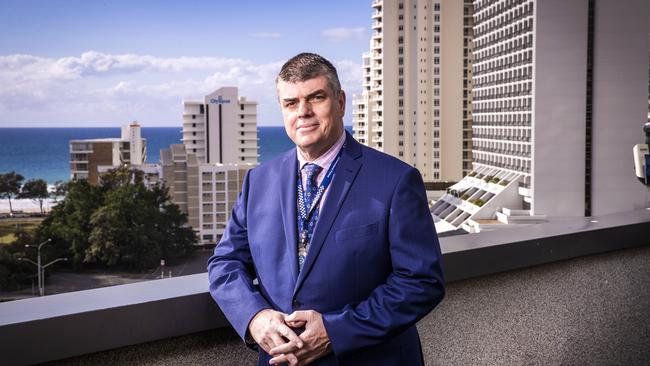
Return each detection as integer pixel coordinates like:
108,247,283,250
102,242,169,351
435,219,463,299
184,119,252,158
297,100,313,118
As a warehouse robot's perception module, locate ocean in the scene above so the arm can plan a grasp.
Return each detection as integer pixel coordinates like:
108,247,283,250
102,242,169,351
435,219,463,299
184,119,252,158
0,127,296,184
0,126,352,184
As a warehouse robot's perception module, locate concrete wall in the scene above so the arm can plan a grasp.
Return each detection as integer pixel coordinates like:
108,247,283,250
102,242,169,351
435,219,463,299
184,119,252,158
532,0,589,216
590,0,650,214
440,0,465,182
88,142,114,185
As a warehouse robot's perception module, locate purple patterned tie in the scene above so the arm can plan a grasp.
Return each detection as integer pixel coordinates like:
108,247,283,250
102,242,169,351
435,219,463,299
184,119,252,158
298,163,322,271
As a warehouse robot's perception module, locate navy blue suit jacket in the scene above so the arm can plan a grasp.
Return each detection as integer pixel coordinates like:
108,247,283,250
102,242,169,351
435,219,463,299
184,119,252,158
207,132,445,365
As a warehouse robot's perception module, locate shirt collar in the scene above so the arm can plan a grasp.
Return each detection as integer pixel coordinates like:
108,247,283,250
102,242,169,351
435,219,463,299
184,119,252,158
297,130,346,172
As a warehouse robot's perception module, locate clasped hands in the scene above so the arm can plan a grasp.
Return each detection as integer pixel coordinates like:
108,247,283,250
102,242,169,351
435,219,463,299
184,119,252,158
248,309,332,366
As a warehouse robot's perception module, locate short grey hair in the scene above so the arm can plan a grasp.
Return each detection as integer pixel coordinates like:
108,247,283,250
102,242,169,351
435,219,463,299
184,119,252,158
276,52,342,96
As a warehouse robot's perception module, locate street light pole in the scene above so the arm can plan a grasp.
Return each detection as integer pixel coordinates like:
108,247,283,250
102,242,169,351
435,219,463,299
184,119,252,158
33,239,51,296
21,238,67,296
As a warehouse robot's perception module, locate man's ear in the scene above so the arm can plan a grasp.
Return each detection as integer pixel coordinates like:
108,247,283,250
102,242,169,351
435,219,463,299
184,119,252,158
338,90,346,118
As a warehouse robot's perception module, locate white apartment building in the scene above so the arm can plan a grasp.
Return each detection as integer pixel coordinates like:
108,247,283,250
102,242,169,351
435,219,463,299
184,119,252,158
182,87,258,165
353,0,474,182
432,0,650,233
159,144,253,245
155,88,260,245
70,121,147,184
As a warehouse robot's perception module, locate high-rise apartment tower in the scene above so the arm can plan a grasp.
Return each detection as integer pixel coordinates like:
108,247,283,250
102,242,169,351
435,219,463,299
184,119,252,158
353,0,474,182
431,0,650,233
182,87,258,165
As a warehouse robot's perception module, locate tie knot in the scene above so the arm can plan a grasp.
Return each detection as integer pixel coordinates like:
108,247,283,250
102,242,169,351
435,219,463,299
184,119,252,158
302,163,322,185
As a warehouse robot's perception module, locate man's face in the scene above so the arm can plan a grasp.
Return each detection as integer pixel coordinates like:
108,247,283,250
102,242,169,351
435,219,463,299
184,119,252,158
277,75,345,157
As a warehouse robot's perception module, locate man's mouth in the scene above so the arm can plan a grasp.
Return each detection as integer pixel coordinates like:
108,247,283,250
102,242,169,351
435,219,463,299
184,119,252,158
297,122,319,131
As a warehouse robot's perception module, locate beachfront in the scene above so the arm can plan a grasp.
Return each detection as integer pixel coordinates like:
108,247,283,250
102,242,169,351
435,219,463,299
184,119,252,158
0,197,56,214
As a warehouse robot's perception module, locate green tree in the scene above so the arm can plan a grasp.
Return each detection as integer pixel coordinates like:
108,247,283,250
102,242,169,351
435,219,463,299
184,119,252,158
0,228,36,291
37,166,196,271
19,179,49,214
0,171,25,215
36,180,103,267
85,167,195,269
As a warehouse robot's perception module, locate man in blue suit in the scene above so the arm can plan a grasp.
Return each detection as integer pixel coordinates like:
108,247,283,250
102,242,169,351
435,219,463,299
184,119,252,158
207,53,445,365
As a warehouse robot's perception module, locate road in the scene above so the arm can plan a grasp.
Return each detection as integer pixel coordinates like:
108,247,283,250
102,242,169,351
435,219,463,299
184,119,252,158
0,248,215,301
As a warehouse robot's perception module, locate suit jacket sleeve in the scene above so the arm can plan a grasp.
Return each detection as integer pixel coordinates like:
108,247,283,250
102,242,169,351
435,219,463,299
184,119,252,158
321,167,446,357
207,170,271,341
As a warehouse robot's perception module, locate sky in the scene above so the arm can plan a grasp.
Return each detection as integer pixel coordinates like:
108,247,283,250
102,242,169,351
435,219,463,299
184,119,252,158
0,0,371,127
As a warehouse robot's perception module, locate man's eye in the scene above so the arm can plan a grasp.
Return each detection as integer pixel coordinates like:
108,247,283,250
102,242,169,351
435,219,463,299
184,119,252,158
284,101,296,108
312,95,325,101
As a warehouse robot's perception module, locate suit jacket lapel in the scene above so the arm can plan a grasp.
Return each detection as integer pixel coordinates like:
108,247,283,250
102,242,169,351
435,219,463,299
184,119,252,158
294,133,362,296
279,150,299,288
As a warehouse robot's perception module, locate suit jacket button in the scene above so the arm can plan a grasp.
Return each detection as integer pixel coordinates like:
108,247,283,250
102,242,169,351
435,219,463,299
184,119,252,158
292,300,302,308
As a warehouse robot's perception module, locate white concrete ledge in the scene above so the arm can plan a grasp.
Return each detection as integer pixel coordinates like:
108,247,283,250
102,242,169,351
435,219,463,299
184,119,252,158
1,209,649,365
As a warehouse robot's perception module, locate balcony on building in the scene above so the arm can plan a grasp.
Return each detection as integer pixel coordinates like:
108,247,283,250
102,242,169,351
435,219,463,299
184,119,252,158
69,142,93,153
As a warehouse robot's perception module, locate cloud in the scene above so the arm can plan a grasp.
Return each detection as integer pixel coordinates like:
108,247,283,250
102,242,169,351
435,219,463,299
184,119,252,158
0,51,361,127
321,27,367,43
250,32,282,38
0,51,253,82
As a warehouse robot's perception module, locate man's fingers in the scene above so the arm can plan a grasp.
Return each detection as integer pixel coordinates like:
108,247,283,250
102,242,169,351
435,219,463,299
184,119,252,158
270,333,286,348
285,320,307,328
269,352,299,366
260,339,274,354
286,353,299,366
269,339,302,356
278,324,304,348
285,310,310,322
269,353,287,365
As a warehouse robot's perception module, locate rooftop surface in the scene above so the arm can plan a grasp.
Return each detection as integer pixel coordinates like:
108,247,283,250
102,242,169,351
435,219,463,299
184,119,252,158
47,244,650,365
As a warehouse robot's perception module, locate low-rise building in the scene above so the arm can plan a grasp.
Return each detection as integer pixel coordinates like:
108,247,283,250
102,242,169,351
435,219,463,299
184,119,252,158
69,121,146,184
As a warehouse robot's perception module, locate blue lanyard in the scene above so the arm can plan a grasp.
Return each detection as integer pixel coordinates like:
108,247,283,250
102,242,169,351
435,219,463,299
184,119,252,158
296,145,345,226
